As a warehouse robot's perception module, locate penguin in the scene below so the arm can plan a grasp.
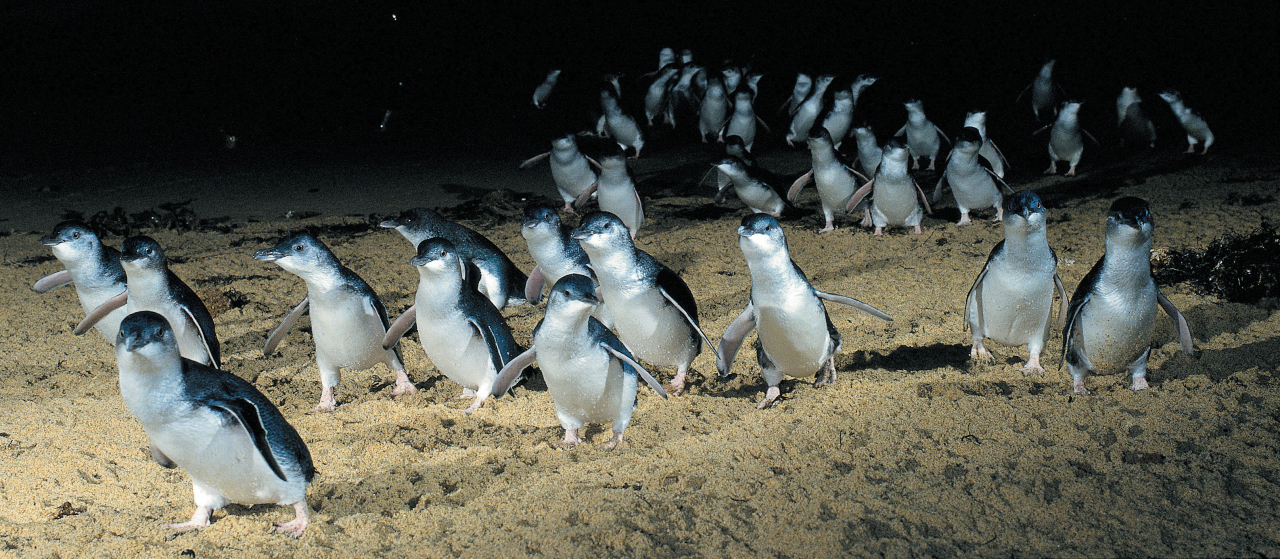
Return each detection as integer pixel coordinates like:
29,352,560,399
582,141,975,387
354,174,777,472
519,205,614,327
253,233,414,412
571,212,718,395
787,74,835,147
1019,59,1061,121
965,192,1070,373
845,140,933,235
1158,89,1214,154
894,100,949,171
643,65,680,127
711,156,789,217
933,127,1016,225
672,62,706,114
1116,88,1157,149
849,74,878,113
491,274,667,449
595,151,645,238
380,207,529,309
820,87,855,148
531,69,561,109
76,236,220,368
850,125,882,180
962,111,1008,178
33,220,128,342
1038,101,1096,176
788,127,870,233
723,88,768,152
382,238,522,412
1062,197,1195,395
777,73,812,116
721,65,743,95
115,311,314,536
518,133,602,213
723,135,755,168
718,214,892,408
597,87,645,158
698,74,729,143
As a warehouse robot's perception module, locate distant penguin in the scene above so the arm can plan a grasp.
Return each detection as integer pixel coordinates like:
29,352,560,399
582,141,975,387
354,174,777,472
33,221,128,342
1062,197,1195,395
380,208,529,309
787,75,835,147
115,311,314,536
851,125,882,180
253,233,414,412
845,140,933,235
1158,89,1214,154
1019,59,1060,121
1116,87,1157,149
644,65,680,127
895,100,949,171
721,65,743,95
820,87,855,148
492,274,667,449
532,69,561,109
77,236,220,368
572,212,718,394
699,74,729,143
962,111,1008,178
1039,101,1096,176
933,127,1015,225
597,87,645,157
657,47,676,70
788,127,870,233
382,238,523,412
719,214,892,408
519,133,601,213
672,62,706,113
724,89,767,152
712,156,789,217
595,151,645,238
849,74,878,112
778,73,813,116
966,192,1069,373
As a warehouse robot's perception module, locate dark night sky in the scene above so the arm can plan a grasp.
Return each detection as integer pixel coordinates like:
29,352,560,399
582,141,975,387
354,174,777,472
1,0,1273,174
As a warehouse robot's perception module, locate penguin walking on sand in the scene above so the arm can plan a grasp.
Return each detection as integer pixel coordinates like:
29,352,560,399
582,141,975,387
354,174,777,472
962,111,1009,178
895,100,949,171
777,73,812,117
851,125,882,180
519,205,614,327
1038,101,1096,176
1019,59,1061,121
698,74,729,143
711,156,789,218
933,127,1016,225
788,127,870,233
1116,87,1157,149
595,150,645,238
723,88,768,152
382,238,522,412
718,214,892,408
1158,89,1214,154
597,86,645,158
572,212,718,395
115,311,314,536
965,192,1069,374
1062,197,1195,395
492,274,667,449
787,75,835,147
518,133,602,214
33,221,128,342
253,233,414,412
845,140,933,235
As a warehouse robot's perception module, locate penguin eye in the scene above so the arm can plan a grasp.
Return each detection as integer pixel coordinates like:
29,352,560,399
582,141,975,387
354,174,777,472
72,231,81,239
144,247,154,256
294,244,305,252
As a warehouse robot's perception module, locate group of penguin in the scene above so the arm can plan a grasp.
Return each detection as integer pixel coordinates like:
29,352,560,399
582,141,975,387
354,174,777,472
29,50,1208,538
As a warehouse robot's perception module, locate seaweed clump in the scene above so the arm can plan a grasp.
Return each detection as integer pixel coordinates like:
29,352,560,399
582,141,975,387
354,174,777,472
1152,223,1280,304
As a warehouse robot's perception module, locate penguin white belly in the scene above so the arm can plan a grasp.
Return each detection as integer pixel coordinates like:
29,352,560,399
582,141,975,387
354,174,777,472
814,167,856,216
736,184,784,215
597,182,643,235
606,114,642,151
128,294,208,366
950,168,1000,212
905,124,940,159
550,154,595,203
872,179,921,227
1049,128,1083,162
539,345,635,427
607,289,694,368
75,284,128,341
1077,288,1158,373
309,296,388,371
727,113,756,149
972,265,1054,346
415,307,496,391
754,297,831,376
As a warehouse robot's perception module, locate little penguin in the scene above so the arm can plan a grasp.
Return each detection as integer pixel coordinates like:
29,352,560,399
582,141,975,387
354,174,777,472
381,207,529,309
723,88,767,152
77,235,220,368
1063,197,1195,395
518,133,602,213
933,127,1016,225
787,74,835,147
33,220,128,342
894,100,949,171
382,238,522,412
1019,59,1061,121
1116,87,1157,149
849,74,878,112
962,111,1008,178
492,274,668,449
777,73,812,116
253,233,414,412
1038,101,1096,176
851,125,882,180
718,214,892,408
711,156,789,217
966,192,1069,373
571,212,718,395
845,140,933,235
643,65,680,127
597,87,645,157
698,74,729,143
532,69,561,109
115,311,314,536
820,87,855,148
788,127,870,233
1158,89,1214,154
595,151,645,238
519,205,615,327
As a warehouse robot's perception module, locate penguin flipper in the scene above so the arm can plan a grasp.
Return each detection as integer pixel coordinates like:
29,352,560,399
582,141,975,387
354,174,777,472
1061,294,1094,371
585,156,602,173
492,346,536,396
601,342,667,399
716,304,757,377
150,443,177,469
264,297,309,356
518,152,550,170
182,304,221,370
382,305,417,351
932,174,946,204
814,291,893,321
1082,129,1100,146
1156,293,1195,356
1054,274,1069,331
989,169,1017,196
787,170,813,203
965,255,995,335
574,182,598,209
845,180,875,212
934,124,951,145
714,173,733,204
988,139,1010,171
658,283,719,362
210,398,289,482
913,181,934,215
468,316,506,374
74,290,128,336
33,270,73,293
894,124,907,137
755,117,772,135
525,265,546,305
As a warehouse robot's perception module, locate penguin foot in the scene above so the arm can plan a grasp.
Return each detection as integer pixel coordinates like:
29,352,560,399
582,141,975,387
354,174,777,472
1073,379,1091,396
873,227,885,236
1065,166,1077,177
668,370,687,396
311,389,337,413
603,432,624,450
912,225,923,235
970,341,994,363
562,202,576,214
1184,145,1196,154
861,209,873,228
1130,377,1149,391
756,386,781,409
813,358,837,387
168,506,212,532
957,215,972,226
554,430,582,449
463,396,487,413
391,371,417,396
276,501,311,537
1044,164,1057,175
456,387,477,400
818,223,836,234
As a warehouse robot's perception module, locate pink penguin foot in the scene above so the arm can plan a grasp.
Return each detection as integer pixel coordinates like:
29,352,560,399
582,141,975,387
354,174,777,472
391,370,417,396
757,386,781,409
276,501,311,537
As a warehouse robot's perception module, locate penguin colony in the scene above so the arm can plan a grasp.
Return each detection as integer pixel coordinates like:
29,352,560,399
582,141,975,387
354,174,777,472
33,50,1209,536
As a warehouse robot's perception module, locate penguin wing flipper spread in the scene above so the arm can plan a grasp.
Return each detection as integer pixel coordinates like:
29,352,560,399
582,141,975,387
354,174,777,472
181,305,221,370
382,304,417,350
208,398,290,482
787,170,814,203
525,265,546,305
755,117,772,135
601,341,667,399
150,443,177,468
716,304,757,377
492,346,537,396
585,156,602,172
814,291,893,321
988,168,1017,195
912,180,934,215
934,124,951,145
1156,293,1195,355
264,297,309,355
518,152,550,169
988,140,1010,171
74,290,128,335
574,182,598,209
33,270,73,293
1083,129,1100,146
844,179,875,213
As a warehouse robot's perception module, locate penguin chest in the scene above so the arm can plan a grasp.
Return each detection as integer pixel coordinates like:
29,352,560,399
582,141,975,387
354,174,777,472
754,295,833,375
415,305,495,389
735,182,783,215
538,344,634,424
75,281,128,341
1049,125,1083,158
947,166,999,210
309,295,388,370
604,287,694,368
550,155,595,198
872,177,921,225
905,123,940,156
971,262,1055,345
1077,286,1159,373
813,166,857,210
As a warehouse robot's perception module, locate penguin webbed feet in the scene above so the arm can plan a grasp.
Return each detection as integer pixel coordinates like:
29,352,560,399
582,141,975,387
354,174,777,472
813,358,837,387
969,340,996,365
390,369,417,397
276,501,311,537
756,386,781,409
167,506,213,533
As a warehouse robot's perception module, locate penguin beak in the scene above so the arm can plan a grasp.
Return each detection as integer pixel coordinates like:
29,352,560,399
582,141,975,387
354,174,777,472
123,332,151,352
737,226,750,237
569,228,593,241
378,219,399,229
39,235,63,246
253,249,284,262
409,254,433,266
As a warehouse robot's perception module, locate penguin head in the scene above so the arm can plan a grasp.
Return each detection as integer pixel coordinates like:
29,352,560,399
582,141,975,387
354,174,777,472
831,88,853,101
903,99,924,113
253,233,337,275
1106,197,1154,244
853,125,875,140
963,111,987,127
521,204,561,233
410,237,462,272
883,139,909,160
551,134,578,151
1040,59,1057,75
732,89,754,104
1003,191,1047,233
547,274,600,311
379,207,439,234
806,126,834,147
723,135,748,156
714,156,746,173
955,127,984,150
571,212,631,251
120,236,167,271
1158,89,1182,104
116,310,177,355
42,220,101,259
1059,101,1083,118
598,151,628,171
853,73,878,87
738,213,789,259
